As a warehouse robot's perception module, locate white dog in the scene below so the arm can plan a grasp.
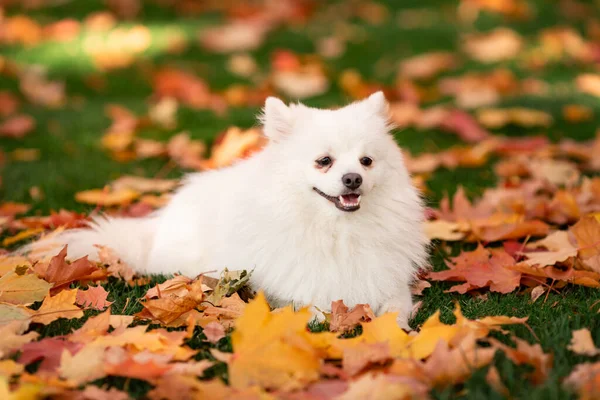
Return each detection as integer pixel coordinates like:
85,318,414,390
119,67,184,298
27,92,428,328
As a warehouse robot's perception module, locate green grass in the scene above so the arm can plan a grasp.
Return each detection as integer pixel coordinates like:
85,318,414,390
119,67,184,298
2,0,600,398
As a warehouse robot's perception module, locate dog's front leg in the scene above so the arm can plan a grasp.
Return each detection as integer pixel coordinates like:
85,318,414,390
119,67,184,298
379,283,414,331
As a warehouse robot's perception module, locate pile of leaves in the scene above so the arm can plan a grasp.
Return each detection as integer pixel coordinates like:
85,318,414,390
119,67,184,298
0,245,548,398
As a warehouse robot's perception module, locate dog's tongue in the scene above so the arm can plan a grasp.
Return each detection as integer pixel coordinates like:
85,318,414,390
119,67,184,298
340,194,360,207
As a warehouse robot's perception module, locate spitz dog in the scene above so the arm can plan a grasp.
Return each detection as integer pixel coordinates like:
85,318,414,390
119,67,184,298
27,92,428,328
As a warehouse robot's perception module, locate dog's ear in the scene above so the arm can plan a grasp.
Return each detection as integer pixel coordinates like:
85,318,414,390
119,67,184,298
261,97,293,141
365,91,389,118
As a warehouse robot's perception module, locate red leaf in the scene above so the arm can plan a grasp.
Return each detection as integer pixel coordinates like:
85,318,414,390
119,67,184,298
203,321,226,343
428,244,521,294
440,110,491,142
76,286,113,310
19,338,82,373
0,114,35,139
38,246,101,290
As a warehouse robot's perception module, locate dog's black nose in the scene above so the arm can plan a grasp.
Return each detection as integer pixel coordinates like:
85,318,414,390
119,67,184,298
342,173,362,190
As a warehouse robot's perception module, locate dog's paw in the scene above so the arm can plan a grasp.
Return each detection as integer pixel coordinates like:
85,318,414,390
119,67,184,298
309,305,327,323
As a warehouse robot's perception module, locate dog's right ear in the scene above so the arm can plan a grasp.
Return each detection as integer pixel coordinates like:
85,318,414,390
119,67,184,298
261,97,293,141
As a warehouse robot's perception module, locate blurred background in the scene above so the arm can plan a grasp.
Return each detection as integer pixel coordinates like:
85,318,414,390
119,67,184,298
1,0,599,216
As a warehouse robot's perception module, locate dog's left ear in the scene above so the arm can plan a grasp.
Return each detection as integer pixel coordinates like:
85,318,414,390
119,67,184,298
261,97,293,141
365,91,389,118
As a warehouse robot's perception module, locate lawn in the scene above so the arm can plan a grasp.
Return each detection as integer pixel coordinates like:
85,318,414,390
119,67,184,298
1,0,600,398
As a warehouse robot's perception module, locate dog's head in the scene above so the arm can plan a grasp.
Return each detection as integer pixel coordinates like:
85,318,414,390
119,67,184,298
260,92,411,215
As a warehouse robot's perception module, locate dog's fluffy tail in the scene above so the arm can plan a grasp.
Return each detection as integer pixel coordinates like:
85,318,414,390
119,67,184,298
19,215,157,271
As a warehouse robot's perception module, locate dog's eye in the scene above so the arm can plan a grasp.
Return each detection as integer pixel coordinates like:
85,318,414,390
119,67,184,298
316,156,332,167
360,157,373,166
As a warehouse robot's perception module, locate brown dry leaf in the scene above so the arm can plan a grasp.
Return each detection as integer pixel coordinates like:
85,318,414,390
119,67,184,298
105,357,172,380
0,114,35,139
153,68,212,109
110,176,178,194
0,271,52,305
19,66,66,108
199,127,266,170
521,231,578,267
273,68,329,99
564,362,600,399
427,245,521,294
76,286,113,310
203,321,226,343
75,188,139,206
148,97,178,130
529,159,580,187
0,201,30,217
411,279,431,296
37,246,102,290
462,28,523,63
422,334,497,386
2,228,44,247
329,300,376,333
31,289,84,325
568,328,600,356
531,285,546,302
336,371,426,399
570,216,600,272
563,104,593,122
167,132,206,170
424,220,468,241
0,255,31,277
134,138,167,159
139,279,205,325
200,22,268,53
0,321,39,358
490,337,553,384
486,366,510,397
398,51,459,80
342,342,391,376
145,275,193,299
576,74,600,97
59,344,106,385
477,107,553,129
439,110,492,142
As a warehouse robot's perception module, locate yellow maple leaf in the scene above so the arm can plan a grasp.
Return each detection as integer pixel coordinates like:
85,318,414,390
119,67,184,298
31,288,83,325
229,292,321,391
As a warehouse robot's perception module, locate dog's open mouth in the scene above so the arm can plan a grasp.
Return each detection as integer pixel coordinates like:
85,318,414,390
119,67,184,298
313,188,361,212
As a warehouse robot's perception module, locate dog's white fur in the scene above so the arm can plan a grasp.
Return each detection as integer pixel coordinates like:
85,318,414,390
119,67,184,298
24,92,428,328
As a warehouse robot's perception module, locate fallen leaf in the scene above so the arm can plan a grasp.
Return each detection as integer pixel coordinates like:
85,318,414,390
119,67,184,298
342,342,391,376
329,300,375,333
19,338,82,373
0,321,38,358
59,344,106,384
203,321,226,343
0,271,52,305
38,246,101,290
110,176,178,193
76,286,113,310
428,245,521,294
462,28,523,63
568,328,600,356
75,188,139,206
564,362,600,398
398,51,459,80
199,127,266,170
576,74,600,97
229,292,321,391
31,288,84,325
